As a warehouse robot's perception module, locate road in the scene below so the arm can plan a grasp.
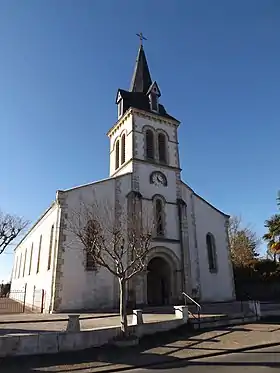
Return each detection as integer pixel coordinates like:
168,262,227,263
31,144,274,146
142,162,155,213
0,344,280,373
131,345,280,372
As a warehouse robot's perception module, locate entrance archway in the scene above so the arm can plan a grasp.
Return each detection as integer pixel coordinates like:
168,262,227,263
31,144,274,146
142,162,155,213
147,257,171,306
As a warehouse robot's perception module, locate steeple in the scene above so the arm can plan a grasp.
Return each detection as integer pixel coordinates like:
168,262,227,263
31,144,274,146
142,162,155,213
130,45,152,94
114,39,178,123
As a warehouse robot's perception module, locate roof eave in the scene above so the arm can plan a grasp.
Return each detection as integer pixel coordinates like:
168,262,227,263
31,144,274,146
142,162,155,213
14,201,57,251
181,181,230,218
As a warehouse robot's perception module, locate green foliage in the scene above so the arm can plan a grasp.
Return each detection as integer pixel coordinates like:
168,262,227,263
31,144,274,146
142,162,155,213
253,259,278,274
263,214,280,261
229,216,260,267
233,258,280,284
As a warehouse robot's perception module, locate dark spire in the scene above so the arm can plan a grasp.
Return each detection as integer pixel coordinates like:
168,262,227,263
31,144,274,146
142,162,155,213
130,44,152,94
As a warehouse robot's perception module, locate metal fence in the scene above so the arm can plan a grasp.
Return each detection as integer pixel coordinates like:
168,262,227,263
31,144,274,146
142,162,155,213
0,286,46,315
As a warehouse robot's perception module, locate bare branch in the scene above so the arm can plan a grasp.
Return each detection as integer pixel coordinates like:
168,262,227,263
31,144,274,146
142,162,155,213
66,192,155,280
66,191,158,337
0,211,29,255
228,215,260,267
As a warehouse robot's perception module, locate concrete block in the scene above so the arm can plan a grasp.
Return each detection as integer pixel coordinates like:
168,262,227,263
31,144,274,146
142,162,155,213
0,335,20,357
132,309,143,325
18,334,39,356
37,333,59,354
174,305,188,322
58,331,85,352
66,315,80,332
93,327,118,346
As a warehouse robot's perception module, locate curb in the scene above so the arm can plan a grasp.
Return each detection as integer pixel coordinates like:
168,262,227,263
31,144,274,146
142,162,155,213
95,341,280,373
0,314,118,325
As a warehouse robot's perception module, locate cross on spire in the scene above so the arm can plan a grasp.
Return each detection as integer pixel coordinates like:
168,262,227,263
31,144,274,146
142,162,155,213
136,32,147,46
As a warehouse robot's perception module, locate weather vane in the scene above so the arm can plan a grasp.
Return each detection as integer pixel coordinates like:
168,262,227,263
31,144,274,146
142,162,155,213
136,32,147,46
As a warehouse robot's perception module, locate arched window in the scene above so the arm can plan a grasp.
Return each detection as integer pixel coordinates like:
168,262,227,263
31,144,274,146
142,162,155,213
158,133,167,164
150,93,158,112
47,225,54,270
23,248,27,277
146,129,154,160
206,233,217,273
115,140,120,170
155,198,164,236
18,253,22,278
37,235,42,274
14,256,18,279
29,243,33,275
85,219,97,271
121,134,126,165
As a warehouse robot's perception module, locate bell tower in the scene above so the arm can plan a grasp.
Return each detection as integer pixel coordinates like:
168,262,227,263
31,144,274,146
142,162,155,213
107,38,181,179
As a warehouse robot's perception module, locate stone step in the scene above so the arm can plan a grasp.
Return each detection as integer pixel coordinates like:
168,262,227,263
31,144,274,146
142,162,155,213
188,313,258,330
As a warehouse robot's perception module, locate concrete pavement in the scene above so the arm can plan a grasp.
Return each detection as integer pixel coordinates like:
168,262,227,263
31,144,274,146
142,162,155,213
1,321,280,372
130,345,280,372
0,313,176,335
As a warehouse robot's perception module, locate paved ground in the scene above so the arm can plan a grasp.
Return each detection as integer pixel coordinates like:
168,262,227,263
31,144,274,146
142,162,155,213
1,322,280,372
0,298,24,314
0,300,277,335
131,345,280,372
0,313,176,335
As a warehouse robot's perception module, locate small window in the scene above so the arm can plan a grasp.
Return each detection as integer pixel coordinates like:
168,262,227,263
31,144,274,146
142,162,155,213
145,130,154,160
86,252,95,271
85,220,97,271
121,134,125,165
115,140,120,169
23,248,27,277
150,93,158,112
18,253,22,278
206,233,217,273
158,133,167,164
14,256,18,279
155,198,164,236
37,235,42,274
118,100,123,118
29,243,33,275
47,225,54,270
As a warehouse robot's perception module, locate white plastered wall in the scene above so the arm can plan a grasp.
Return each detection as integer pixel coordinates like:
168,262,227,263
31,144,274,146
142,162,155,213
57,174,132,311
109,113,133,177
10,204,59,312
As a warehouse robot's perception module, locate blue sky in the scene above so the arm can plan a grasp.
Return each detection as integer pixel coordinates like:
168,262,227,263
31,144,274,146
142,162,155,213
0,0,279,282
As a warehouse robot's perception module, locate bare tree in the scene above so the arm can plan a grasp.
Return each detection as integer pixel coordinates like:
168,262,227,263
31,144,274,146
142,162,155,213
67,193,155,338
0,210,29,255
228,216,260,267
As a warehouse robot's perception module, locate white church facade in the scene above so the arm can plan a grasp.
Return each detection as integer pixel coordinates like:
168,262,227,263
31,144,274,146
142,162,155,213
10,44,235,313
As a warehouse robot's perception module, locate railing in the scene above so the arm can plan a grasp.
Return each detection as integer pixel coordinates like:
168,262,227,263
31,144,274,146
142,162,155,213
182,292,201,329
240,292,258,320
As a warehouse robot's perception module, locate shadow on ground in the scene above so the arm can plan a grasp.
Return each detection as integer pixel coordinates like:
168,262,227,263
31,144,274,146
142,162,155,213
1,321,280,372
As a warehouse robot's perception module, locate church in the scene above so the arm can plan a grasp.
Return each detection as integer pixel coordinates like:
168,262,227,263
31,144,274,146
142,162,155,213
10,42,235,313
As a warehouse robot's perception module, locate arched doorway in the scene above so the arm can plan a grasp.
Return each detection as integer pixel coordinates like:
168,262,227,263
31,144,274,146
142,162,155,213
147,257,171,306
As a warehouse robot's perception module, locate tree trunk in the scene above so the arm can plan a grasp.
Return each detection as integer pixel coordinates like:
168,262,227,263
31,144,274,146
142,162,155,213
119,277,128,337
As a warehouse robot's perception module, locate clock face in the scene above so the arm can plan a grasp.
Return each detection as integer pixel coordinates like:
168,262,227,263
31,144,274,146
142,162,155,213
150,171,167,187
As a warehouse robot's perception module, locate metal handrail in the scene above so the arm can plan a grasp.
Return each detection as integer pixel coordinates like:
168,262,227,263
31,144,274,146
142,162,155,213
182,292,201,310
182,292,201,329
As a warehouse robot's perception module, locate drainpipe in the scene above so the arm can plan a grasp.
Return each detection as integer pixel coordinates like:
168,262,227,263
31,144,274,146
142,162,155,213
177,199,186,296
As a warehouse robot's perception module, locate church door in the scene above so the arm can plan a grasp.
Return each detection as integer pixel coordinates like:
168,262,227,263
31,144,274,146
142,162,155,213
147,257,171,306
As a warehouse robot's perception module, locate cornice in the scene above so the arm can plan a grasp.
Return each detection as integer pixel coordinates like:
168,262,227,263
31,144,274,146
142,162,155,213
107,109,133,137
132,108,180,127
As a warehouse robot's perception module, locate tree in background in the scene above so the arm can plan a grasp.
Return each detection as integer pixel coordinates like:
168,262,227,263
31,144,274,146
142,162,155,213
263,214,280,262
228,216,260,267
0,210,28,255
67,193,155,339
